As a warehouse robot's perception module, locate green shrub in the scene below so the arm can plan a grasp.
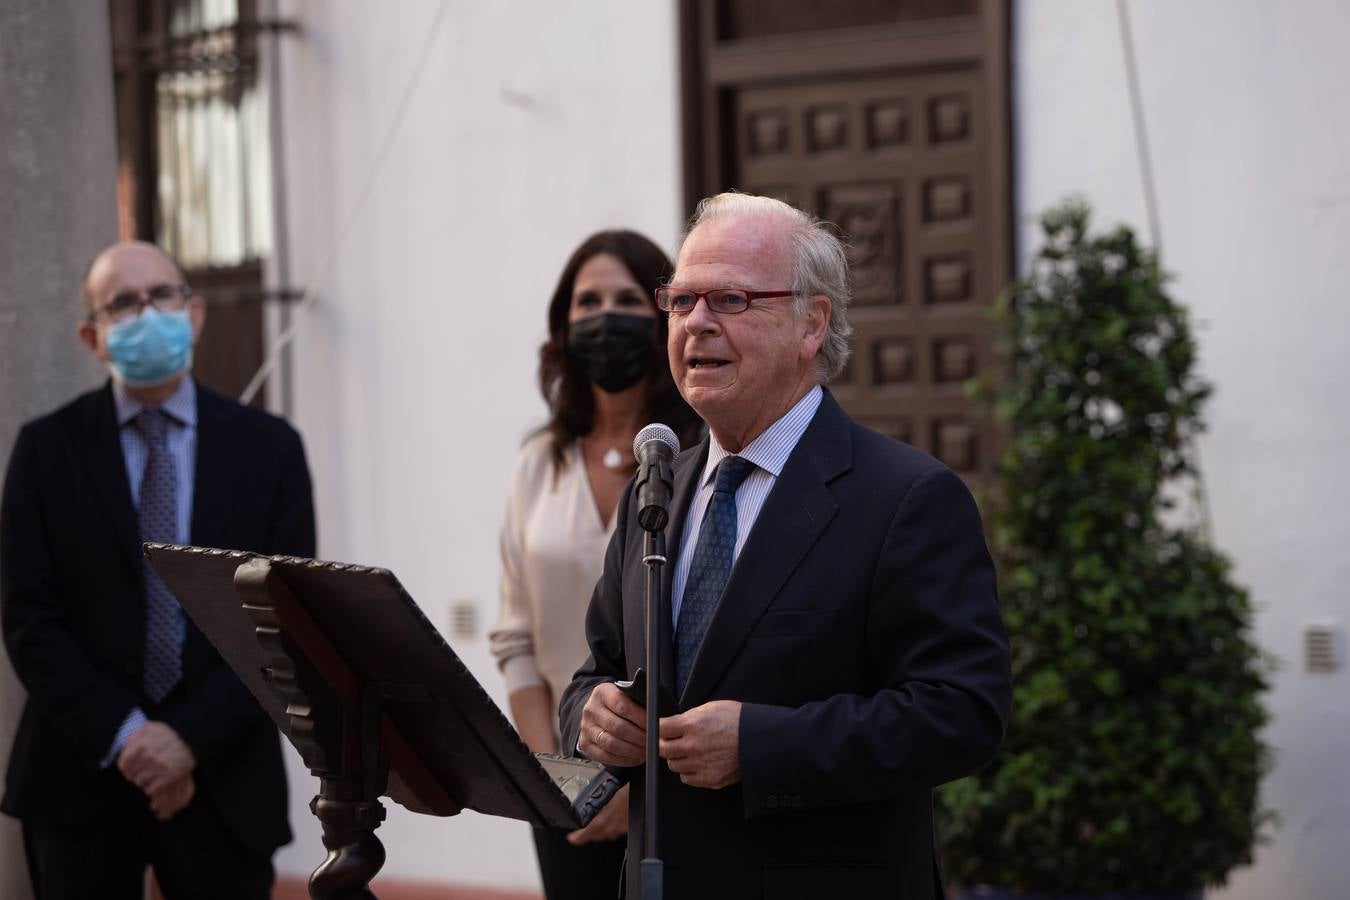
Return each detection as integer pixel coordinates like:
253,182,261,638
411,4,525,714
939,199,1272,893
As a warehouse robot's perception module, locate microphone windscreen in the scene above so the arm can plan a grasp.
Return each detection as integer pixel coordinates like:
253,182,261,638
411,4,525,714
633,423,680,459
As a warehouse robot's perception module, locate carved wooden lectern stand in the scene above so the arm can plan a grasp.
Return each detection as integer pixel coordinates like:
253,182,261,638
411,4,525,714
147,546,618,900
235,559,419,898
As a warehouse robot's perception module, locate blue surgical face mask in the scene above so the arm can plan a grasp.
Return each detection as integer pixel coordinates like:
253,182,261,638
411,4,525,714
104,307,194,388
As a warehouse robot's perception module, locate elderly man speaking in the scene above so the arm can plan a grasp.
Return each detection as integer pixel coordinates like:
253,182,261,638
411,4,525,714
559,193,1012,899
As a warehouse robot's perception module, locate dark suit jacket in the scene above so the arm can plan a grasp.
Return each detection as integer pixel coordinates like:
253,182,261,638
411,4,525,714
0,380,315,858
560,391,1011,900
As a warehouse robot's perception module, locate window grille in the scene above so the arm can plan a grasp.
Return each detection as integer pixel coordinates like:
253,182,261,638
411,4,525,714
109,0,299,402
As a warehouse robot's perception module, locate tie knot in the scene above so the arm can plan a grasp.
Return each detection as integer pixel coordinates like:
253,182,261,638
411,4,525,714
713,456,755,495
134,408,172,446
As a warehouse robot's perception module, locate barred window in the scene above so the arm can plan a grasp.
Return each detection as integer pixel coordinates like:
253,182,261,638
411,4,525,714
110,0,297,403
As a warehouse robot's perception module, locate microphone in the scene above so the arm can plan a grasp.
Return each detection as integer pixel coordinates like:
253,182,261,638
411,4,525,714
633,424,680,533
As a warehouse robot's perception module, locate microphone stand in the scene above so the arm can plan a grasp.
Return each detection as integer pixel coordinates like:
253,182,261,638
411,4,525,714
633,426,677,900
639,527,666,900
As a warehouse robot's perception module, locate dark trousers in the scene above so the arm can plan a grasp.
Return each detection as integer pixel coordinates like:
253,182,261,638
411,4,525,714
532,824,626,900
21,770,273,900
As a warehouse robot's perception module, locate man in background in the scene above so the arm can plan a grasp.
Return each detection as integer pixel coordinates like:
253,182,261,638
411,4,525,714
1,240,315,899
561,193,1011,899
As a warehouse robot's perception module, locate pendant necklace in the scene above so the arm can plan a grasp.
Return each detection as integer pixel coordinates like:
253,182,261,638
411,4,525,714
601,447,626,470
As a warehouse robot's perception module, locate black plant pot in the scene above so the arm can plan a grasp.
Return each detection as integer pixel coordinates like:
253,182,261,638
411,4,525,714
955,889,1202,900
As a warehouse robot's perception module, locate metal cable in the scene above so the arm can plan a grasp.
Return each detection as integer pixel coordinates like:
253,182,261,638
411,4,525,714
1116,0,1163,259
1116,0,1215,542
239,0,454,406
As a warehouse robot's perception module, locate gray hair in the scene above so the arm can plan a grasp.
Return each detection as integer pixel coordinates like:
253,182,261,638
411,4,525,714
683,192,853,382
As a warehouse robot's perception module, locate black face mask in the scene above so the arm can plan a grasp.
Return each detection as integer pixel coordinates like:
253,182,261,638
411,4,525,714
566,312,659,394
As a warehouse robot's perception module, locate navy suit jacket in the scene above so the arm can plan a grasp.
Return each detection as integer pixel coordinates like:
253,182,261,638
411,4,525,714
559,390,1011,900
1,381,315,858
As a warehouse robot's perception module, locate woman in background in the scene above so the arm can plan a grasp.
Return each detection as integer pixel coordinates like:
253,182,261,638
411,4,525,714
490,230,701,899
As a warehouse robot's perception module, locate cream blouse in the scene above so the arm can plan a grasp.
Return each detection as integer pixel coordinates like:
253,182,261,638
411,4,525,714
490,432,617,716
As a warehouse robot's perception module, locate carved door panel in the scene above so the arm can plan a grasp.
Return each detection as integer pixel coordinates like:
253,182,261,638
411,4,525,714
682,0,1010,489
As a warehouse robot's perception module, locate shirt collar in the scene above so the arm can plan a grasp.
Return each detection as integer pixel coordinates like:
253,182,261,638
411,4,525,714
701,385,823,486
113,376,198,428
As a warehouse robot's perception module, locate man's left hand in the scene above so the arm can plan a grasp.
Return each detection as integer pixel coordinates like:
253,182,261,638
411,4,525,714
117,721,197,796
658,700,742,789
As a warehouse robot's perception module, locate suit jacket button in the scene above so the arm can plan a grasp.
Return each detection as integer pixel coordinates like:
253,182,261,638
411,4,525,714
766,795,779,810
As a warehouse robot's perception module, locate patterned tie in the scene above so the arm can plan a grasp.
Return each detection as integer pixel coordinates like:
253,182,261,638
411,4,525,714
675,455,756,696
134,409,182,703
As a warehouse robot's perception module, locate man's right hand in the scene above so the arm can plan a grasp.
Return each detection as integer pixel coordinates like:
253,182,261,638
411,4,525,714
578,682,647,767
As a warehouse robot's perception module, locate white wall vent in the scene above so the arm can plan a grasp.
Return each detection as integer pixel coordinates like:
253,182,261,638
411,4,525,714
1304,623,1339,674
451,601,478,640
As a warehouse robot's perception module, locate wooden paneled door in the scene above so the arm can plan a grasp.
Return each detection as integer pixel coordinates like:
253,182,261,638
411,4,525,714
681,0,1012,488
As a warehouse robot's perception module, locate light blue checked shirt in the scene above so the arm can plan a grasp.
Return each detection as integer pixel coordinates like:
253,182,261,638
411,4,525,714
102,376,197,767
671,385,822,627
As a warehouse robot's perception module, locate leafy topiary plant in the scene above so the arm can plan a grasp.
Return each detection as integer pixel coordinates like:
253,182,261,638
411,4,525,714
939,199,1272,896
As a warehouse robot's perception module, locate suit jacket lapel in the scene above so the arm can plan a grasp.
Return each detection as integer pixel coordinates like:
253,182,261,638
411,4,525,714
680,393,853,707
654,440,708,697
189,386,238,548
79,384,142,575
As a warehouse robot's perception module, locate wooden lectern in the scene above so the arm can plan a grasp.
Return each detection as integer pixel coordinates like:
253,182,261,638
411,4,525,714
145,544,619,900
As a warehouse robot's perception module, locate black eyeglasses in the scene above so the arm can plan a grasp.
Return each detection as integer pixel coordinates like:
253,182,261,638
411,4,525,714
91,283,192,324
654,287,795,315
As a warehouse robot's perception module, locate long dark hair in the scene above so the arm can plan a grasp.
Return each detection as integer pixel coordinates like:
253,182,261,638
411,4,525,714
538,230,702,472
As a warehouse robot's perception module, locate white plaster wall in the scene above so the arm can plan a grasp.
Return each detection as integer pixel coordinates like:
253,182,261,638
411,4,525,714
270,1,683,890
261,0,1349,893
1016,3,1350,898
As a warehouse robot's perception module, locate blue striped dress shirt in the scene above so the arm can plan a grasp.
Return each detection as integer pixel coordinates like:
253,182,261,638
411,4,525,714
671,384,823,627
103,376,197,766
114,376,197,542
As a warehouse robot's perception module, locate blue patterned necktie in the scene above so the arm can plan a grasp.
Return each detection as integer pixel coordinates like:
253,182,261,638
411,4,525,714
675,455,756,696
134,409,182,703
